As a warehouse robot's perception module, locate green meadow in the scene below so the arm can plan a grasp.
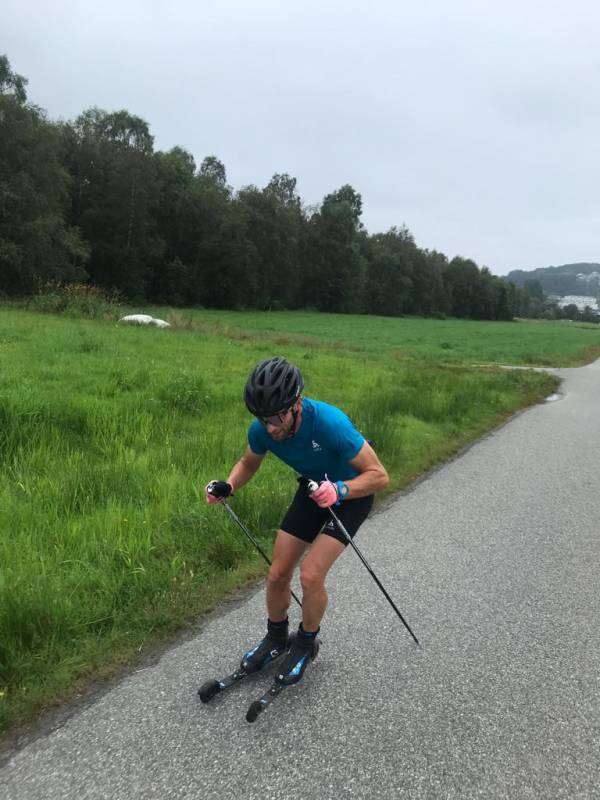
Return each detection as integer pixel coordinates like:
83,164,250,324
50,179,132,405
1,306,598,731
150,307,600,366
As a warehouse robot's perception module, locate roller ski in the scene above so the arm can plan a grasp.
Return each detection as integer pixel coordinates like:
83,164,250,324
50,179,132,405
198,620,290,704
246,625,320,723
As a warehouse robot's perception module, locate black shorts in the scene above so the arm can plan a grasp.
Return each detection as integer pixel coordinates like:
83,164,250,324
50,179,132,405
280,486,374,546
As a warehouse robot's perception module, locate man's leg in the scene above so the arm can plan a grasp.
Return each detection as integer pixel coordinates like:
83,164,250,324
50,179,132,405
299,533,346,631
267,530,308,622
241,530,307,674
274,533,344,686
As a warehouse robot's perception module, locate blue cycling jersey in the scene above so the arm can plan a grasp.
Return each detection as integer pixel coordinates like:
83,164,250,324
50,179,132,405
247,397,365,482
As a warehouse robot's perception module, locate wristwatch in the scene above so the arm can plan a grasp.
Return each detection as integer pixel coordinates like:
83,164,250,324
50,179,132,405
336,481,350,501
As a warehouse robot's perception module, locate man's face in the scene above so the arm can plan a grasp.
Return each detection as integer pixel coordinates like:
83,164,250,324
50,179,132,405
259,403,297,440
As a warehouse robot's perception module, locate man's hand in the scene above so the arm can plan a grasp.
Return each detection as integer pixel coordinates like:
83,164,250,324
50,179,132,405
205,480,233,504
310,480,338,508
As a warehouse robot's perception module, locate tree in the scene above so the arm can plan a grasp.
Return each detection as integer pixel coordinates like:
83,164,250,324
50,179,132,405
443,257,480,318
365,227,414,316
0,55,88,295
563,304,580,321
62,107,162,298
199,155,227,188
0,55,518,316
492,276,512,320
539,300,561,320
149,147,197,303
301,185,367,313
229,175,308,310
410,248,448,316
524,279,544,301
581,306,598,323
323,184,363,226
0,53,27,102
264,173,301,208
199,207,260,309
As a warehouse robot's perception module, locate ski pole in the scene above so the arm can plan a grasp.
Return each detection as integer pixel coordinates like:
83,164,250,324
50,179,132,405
307,480,420,647
207,484,302,609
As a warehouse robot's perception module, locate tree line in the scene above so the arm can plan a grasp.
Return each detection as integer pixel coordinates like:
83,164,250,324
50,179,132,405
0,55,544,320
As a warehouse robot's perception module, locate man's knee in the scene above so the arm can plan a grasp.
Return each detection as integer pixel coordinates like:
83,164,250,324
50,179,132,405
299,564,325,595
268,561,294,587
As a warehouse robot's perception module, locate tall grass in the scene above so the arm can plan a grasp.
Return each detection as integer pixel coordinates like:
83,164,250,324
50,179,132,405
25,282,126,320
0,308,564,730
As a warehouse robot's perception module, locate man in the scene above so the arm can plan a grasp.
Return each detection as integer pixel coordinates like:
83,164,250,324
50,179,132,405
205,356,388,685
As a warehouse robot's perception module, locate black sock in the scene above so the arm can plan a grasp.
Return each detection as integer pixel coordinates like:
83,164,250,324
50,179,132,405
267,617,289,642
298,622,319,640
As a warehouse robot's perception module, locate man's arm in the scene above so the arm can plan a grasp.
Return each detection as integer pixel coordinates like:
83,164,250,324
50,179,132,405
226,446,265,493
344,441,389,498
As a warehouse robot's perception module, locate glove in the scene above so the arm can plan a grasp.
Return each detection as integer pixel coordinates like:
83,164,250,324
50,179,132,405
205,480,233,504
310,480,338,508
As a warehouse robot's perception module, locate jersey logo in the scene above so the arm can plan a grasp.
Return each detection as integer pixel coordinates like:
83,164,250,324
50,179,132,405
311,440,322,451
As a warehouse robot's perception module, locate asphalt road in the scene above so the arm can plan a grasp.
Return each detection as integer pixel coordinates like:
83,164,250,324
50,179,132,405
3,359,600,799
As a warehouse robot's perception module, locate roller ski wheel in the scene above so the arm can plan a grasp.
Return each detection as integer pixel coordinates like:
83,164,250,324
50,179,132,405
246,700,265,723
197,668,248,704
198,679,223,704
246,686,284,723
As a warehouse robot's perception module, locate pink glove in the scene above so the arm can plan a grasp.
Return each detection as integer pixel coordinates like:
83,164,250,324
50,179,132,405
310,480,338,508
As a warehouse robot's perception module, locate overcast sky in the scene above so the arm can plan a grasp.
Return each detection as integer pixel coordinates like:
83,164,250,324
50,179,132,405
4,0,600,275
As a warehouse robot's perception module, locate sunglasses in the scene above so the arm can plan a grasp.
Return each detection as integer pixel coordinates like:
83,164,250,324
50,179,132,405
258,406,294,426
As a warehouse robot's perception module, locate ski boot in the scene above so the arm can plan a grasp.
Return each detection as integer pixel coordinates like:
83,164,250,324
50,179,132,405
241,619,290,674
275,625,320,686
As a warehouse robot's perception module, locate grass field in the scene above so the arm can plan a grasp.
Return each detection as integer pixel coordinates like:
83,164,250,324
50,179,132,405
1,306,598,731
149,307,600,366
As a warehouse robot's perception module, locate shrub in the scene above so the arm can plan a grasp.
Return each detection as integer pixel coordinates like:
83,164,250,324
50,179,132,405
27,282,126,320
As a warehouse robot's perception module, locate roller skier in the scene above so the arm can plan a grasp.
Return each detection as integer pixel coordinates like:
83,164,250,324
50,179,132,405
203,356,389,703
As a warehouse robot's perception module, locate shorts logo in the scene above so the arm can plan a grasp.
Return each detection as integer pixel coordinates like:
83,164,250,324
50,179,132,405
312,440,322,451
324,520,335,531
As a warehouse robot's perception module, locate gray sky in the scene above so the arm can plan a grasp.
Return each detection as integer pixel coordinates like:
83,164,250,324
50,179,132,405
4,0,600,275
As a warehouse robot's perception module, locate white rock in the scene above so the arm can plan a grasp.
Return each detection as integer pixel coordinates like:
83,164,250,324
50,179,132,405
120,314,155,325
119,314,171,328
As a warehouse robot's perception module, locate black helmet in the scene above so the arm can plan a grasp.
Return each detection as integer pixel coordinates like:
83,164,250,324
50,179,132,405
244,357,304,417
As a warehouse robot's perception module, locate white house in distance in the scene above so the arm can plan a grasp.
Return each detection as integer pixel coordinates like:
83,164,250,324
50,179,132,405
548,295,600,314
